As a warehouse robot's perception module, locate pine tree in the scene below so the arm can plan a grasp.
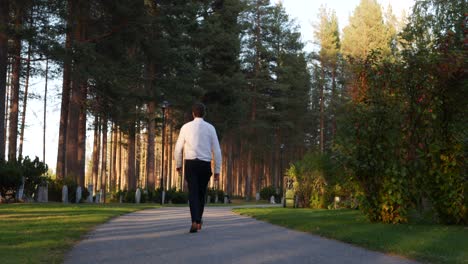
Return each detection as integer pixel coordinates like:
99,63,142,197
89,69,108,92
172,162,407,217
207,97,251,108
342,0,392,60
0,0,9,160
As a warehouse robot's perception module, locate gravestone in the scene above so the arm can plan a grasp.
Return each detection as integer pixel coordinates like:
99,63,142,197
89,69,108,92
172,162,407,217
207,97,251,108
87,185,93,203
119,194,123,203
17,177,25,201
95,192,100,203
43,184,48,202
99,189,104,203
76,186,82,203
255,192,260,202
62,185,68,203
224,195,229,204
135,188,141,204
37,184,48,203
36,186,43,202
334,196,340,209
270,195,276,204
207,195,211,204
161,190,166,205
215,194,219,203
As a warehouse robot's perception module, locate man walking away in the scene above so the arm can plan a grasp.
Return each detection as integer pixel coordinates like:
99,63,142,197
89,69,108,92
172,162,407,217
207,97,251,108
174,102,222,233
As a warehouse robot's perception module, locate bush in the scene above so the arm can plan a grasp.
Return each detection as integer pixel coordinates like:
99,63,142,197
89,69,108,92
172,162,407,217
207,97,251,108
170,190,188,204
0,157,49,202
47,177,89,203
206,187,224,203
286,152,329,208
21,157,48,198
0,161,22,201
259,186,277,201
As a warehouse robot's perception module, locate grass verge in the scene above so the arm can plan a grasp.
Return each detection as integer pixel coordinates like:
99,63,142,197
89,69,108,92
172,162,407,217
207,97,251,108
0,203,158,264
234,208,468,264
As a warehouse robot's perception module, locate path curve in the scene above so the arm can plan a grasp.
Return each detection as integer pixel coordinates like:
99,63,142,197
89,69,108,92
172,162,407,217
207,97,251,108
65,206,418,264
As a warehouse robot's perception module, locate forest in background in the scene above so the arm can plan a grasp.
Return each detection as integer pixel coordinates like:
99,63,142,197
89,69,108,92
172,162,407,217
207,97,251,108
0,0,466,224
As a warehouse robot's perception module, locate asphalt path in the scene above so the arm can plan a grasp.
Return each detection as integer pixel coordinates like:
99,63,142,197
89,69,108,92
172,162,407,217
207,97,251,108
65,206,418,264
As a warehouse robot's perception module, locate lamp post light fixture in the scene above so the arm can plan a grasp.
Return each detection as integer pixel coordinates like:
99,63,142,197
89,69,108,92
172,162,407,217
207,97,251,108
160,100,169,205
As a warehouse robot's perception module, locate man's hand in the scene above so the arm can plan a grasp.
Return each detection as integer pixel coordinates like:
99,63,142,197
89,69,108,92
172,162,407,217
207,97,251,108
176,167,182,175
214,173,220,181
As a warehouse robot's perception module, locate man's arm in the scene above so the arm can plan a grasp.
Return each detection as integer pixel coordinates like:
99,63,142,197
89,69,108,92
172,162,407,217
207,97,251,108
211,126,222,181
174,126,185,172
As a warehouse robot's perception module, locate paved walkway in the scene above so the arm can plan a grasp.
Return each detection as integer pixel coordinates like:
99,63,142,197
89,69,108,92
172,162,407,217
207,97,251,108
65,206,418,264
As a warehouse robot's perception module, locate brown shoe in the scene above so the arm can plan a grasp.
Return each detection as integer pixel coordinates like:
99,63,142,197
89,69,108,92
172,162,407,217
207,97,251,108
197,223,202,231
189,222,198,233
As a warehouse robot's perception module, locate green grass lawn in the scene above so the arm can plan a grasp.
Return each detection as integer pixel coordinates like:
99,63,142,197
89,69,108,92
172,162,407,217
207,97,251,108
0,203,158,264
234,208,468,264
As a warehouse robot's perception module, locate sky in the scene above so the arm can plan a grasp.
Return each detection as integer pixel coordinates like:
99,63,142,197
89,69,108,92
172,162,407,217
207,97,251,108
280,0,414,52
20,0,415,173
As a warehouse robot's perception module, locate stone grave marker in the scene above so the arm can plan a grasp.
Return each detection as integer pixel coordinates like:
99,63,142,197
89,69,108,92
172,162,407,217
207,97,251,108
270,195,276,204
62,185,68,203
76,186,82,203
135,188,141,204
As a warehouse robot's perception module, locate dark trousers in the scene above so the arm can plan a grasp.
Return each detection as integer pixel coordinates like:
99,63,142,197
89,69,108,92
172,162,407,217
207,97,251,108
184,159,212,224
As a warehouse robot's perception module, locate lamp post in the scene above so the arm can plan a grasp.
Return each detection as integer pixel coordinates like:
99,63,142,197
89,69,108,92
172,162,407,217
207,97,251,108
160,100,169,205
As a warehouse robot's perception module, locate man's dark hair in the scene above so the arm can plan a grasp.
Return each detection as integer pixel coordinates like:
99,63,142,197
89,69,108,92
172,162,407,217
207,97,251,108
192,102,206,117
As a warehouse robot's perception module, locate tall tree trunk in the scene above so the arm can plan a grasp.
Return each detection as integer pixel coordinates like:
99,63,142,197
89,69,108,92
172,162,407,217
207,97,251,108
319,67,325,153
0,0,9,160
8,6,23,161
146,101,156,190
66,0,88,182
4,61,11,155
100,116,108,202
42,58,48,163
168,114,173,188
117,130,122,191
135,120,141,188
92,115,100,192
111,123,118,192
18,13,33,159
56,0,73,179
76,82,87,186
127,123,136,190
331,68,337,142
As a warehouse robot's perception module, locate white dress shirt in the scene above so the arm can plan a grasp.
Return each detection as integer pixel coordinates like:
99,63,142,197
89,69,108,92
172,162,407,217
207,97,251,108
174,117,222,174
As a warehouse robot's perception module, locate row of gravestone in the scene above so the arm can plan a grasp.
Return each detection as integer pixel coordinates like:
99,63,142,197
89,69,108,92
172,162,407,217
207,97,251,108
3,183,279,204
61,185,107,204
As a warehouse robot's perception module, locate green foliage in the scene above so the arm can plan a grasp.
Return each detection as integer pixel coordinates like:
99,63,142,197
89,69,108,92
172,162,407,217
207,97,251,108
286,152,331,208
342,0,394,59
206,187,224,203
0,160,23,200
259,186,277,201
0,157,48,202
334,0,467,224
166,188,188,204
20,157,48,198
48,177,89,203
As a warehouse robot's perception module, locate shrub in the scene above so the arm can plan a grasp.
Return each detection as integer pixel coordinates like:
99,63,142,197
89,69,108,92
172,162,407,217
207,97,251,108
259,186,277,201
286,152,329,208
206,187,224,203
0,161,22,201
171,190,188,204
47,177,89,203
21,157,48,198
0,157,48,202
